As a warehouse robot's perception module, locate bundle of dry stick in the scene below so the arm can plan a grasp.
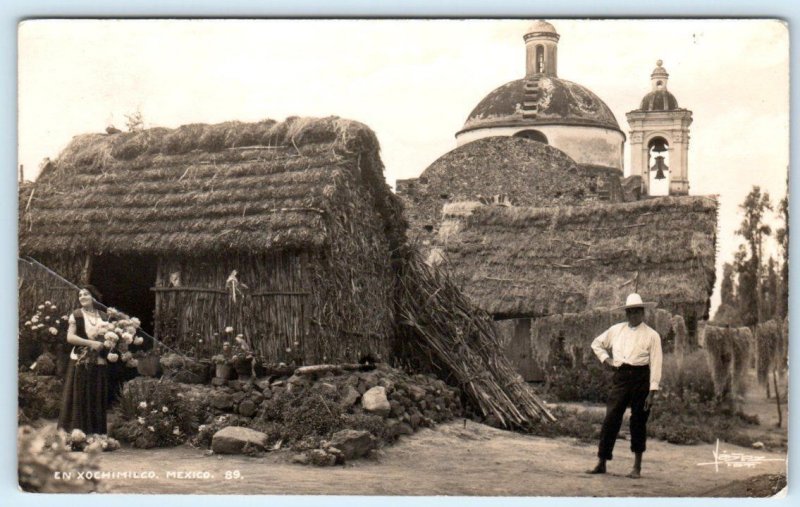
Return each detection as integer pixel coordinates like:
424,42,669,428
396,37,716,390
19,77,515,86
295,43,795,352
395,249,555,429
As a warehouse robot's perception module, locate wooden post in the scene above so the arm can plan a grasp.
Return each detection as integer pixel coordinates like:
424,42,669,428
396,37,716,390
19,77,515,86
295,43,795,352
19,164,24,183
772,368,782,428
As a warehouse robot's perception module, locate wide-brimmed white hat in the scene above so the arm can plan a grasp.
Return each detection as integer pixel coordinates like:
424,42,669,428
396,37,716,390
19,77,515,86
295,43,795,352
617,293,657,310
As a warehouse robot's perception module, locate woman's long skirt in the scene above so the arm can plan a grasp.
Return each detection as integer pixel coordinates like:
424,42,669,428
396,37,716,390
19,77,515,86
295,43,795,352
57,360,109,434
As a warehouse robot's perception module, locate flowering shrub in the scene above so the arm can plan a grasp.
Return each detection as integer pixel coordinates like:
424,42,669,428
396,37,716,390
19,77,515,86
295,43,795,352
18,425,100,493
109,378,199,448
63,429,121,453
191,415,235,448
21,301,67,349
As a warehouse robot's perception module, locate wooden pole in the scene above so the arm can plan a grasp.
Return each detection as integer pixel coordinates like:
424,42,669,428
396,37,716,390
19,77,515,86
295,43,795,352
772,368,782,428
19,164,24,183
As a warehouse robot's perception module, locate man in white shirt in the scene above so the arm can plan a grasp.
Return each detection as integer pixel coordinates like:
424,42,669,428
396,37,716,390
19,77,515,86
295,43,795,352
586,293,663,478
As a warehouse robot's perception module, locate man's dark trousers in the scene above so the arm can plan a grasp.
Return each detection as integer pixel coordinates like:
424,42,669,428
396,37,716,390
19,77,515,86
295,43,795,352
597,364,651,460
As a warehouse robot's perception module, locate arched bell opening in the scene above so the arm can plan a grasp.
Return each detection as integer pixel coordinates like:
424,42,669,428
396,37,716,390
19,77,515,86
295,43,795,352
647,136,670,196
535,45,545,74
514,129,548,144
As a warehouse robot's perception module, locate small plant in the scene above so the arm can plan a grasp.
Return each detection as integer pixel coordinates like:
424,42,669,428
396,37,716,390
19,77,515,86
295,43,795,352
124,109,144,132
228,332,255,378
109,378,198,448
257,389,344,443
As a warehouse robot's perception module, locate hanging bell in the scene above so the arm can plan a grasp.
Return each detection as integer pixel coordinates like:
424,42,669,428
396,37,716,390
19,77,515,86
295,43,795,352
651,155,668,180
650,138,668,153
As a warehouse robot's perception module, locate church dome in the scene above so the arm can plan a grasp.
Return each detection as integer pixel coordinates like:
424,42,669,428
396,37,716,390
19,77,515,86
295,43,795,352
639,89,679,111
526,20,557,35
458,76,622,135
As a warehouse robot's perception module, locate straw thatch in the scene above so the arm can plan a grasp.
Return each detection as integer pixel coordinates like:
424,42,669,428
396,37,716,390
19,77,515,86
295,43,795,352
395,136,625,239
672,314,689,358
755,319,786,385
704,325,752,404
19,116,403,255
19,117,407,364
525,307,676,371
440,196,718,319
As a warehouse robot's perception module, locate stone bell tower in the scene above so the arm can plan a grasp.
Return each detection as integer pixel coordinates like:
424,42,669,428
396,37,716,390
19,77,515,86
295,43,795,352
626,60,693,196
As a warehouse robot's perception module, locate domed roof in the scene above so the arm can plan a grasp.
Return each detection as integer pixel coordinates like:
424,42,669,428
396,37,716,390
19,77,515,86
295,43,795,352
459,77,622,135
413,137,622,211
526,20,557,35
639,89,679,111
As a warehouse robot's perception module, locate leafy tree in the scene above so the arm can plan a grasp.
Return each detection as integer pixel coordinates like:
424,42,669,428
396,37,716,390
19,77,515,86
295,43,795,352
735,186,773,325
760,257,779,320
775,180,789,318
733,245,758,327
720,262,737,307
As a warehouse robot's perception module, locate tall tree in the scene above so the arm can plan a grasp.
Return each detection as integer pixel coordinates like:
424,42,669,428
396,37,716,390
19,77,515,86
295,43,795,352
761,256,779,320
775,179,789,319
720,262,737,307
735,186,773,325
734,245,758,326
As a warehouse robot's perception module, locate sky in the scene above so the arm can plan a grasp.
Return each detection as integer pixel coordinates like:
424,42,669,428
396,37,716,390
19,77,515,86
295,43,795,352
17,19,790,313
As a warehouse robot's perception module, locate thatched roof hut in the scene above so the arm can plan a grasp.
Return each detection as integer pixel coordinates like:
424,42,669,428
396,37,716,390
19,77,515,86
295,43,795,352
438,196,718,321
19,116,406,363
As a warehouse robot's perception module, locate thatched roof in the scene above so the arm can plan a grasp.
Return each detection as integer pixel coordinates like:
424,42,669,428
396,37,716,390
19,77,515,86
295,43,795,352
439,196,718,318
19,117,404,255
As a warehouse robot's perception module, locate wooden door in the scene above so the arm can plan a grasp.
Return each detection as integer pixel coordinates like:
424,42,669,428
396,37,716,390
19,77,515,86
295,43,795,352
501,318,544,382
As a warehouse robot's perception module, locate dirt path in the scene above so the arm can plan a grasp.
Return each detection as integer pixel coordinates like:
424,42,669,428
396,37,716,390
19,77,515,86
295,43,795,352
94,420,786,496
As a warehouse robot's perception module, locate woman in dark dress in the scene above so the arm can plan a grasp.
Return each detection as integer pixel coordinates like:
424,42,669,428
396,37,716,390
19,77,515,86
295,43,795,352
57,286,110,434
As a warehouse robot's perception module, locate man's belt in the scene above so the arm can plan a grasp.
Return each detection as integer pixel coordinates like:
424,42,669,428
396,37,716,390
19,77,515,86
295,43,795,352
617,363,649,371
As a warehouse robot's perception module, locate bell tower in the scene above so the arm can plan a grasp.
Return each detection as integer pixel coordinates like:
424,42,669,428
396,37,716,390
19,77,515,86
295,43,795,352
524,20,559,78
626,60,693,196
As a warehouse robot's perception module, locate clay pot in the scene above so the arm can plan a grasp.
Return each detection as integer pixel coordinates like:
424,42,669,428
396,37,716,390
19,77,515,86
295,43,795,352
215,363,233,380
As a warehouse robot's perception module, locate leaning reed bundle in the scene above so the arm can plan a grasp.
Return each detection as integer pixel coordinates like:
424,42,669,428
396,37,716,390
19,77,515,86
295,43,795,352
755,319,782,385
396,247,555,428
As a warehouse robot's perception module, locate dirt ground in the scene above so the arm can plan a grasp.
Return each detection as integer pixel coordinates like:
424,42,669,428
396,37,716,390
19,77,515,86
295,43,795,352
39,371,786,497
91,417,786,496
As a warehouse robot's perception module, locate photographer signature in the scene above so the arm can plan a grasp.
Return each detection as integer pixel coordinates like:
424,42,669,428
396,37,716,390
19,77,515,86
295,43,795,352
696,439,785,472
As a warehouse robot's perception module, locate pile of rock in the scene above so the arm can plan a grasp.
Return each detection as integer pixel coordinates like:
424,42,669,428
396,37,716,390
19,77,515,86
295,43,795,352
199,363,463,464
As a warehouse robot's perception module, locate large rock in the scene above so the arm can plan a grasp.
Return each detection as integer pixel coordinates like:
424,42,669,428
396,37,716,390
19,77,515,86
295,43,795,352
339,385,360,408
408,385,426,402
389,400,404,418
211,426,268,455
210,392,234,410
328,429,377,461
237,399,257,417
361,386,391,417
